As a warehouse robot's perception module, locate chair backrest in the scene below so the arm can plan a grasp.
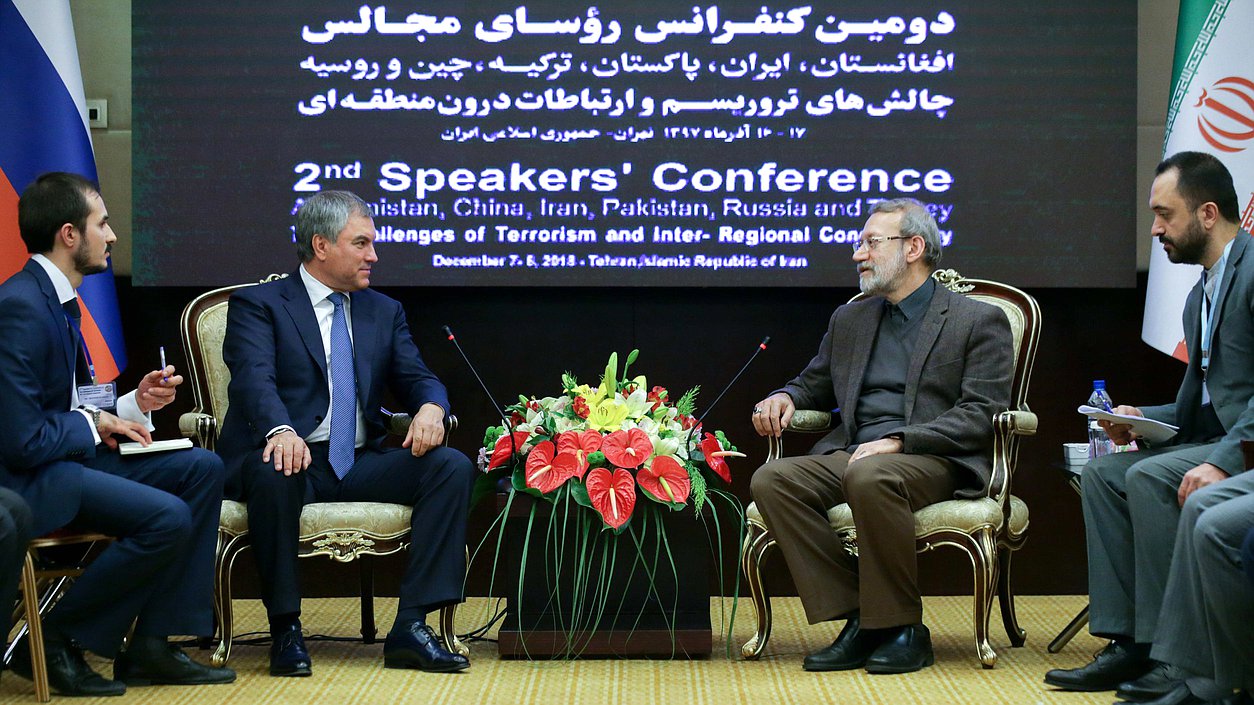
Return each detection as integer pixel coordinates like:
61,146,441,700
179,274,287,438
850,268,1041,499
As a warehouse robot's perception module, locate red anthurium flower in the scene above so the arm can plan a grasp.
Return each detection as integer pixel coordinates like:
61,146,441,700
524,441,580,494
585,467,636,529
557,430,602,477
601,428,653,468
637,455,691,504
700,433,732,483
488,431,530,470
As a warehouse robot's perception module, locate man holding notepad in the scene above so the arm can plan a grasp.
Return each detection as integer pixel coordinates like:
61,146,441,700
1045,153,1254,704
0,173,232,696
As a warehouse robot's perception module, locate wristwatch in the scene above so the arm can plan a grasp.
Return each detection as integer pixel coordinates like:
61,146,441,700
80,404,102,433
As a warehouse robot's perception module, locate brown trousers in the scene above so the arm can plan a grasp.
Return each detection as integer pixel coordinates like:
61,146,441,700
750,451,956,629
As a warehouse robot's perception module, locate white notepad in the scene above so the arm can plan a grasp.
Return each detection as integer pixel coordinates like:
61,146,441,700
1077,406,1178,444
117,438,194,455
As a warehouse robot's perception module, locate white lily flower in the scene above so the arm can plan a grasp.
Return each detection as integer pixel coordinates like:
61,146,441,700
624,386,652,419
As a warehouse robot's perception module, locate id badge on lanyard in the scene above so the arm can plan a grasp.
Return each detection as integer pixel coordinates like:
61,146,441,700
72,326,118,411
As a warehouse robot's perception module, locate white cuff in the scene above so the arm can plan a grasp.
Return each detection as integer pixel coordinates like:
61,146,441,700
116,390,155,432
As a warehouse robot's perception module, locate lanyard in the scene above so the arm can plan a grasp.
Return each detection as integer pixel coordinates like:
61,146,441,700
63,309,97,385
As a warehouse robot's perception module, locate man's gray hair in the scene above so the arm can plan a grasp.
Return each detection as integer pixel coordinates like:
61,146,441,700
870,198,942,269
294,190,371,262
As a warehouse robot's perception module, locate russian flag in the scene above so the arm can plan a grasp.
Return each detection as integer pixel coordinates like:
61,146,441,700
0,0,125,380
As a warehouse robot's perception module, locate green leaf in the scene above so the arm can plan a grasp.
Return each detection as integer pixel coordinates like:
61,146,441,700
690,464,708,514
676,386,700,417
569,480,592,507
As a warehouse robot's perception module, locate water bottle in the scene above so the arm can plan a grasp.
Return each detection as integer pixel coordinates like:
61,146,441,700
1087,380,1115,459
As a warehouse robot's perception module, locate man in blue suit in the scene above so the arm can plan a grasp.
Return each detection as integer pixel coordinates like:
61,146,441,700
0,173,233,696
218,190,473,676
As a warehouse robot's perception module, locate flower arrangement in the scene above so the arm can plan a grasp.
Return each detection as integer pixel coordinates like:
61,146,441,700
478,350,744,531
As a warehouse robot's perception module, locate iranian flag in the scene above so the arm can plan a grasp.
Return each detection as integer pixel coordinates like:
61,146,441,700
1143,0,1254,360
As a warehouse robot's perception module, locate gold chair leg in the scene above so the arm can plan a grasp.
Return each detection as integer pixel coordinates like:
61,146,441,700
968,529,999,669
739,521,775,660
439,603,467,657
21,553,50,703
212,535,245,667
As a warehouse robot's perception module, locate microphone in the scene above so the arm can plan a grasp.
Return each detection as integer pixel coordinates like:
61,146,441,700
442,325,520,465
442,325,509,421
686,336,770,445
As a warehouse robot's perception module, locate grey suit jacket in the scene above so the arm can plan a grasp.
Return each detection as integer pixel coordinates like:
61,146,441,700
1140,232,1254,475
777,284,1014,498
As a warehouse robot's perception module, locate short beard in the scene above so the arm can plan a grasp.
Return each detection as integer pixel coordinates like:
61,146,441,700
1163,214,1208,265
858,245,907,296
73,239,109,276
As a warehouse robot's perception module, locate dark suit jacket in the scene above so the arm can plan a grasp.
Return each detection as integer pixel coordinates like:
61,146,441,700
217,270,450,492
777,283,1014,498
1140,232,1254,474
0,260,100,533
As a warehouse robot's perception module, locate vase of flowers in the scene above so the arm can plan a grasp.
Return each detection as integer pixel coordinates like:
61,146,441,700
475,351,745,658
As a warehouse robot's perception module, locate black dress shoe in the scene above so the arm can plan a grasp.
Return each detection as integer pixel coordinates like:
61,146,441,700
865,623,935,674
1118,662,1187,702
269,623,312,677
114,637,236,686
1046,641,1154,692
383,622,469,673
802,612,881,672
9,633,126,697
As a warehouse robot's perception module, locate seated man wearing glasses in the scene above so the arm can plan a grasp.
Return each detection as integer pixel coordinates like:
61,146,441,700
750,198,1014,674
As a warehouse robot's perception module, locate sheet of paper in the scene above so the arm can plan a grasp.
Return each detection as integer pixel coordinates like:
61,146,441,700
117,438,195,455
1077,406,1178,444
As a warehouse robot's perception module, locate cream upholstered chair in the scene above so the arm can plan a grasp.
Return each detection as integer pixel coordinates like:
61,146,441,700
740,269,1040,668
178,275,465,666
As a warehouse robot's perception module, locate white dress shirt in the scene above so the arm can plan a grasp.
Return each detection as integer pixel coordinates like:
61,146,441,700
269,265,366,447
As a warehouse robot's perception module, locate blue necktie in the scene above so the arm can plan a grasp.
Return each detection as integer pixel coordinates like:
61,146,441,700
328,293,356,479
63,298,90,383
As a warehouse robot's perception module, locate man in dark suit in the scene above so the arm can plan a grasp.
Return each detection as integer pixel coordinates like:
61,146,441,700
1045,152,1254,703
750,198,1014,674
0,484,34,634
218,190,473,676
0,172,233,696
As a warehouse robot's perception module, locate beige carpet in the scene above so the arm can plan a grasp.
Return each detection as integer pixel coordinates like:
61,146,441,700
1,595,1119,705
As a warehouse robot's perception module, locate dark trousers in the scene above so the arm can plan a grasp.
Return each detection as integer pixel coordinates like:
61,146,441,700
0,487,35,632
243,443,474,622
48,448,223,656
750,451,956,629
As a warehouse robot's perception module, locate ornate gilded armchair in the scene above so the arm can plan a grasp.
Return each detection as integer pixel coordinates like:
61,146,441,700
178,275,466,666
740,269,1040,668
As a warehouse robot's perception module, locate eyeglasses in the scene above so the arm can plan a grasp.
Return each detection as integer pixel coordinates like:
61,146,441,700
851,235,912,252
